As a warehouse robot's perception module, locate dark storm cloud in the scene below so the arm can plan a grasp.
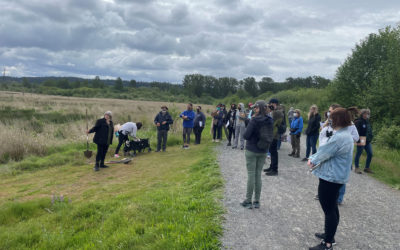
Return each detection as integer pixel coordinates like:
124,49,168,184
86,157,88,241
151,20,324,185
0,0,399,81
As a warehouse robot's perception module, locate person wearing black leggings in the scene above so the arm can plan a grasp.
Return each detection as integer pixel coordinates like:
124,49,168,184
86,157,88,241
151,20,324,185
308,108,354,250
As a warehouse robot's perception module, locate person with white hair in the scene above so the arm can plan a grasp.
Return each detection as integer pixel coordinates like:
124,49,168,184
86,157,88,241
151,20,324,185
87,111,114,171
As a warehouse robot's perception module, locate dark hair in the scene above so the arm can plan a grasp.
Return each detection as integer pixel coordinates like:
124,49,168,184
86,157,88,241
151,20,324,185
347,106,359,120
187,103,193,110
197,106,202,110
254,100,267,116
136,122,143,130
330,108,351,128
330,104,342,110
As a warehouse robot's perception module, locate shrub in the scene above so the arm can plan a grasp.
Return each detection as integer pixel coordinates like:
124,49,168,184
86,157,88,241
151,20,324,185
375,125,400,149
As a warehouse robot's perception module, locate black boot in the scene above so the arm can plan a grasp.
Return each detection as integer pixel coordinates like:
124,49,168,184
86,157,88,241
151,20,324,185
263,167,273,172
93,162,100,171
100,161,109,168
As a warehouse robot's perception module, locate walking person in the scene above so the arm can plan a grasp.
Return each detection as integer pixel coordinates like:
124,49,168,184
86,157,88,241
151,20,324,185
114,121,142,157
303,105,321,161
240,100,273,209
180,103,195,149
289,109,303,158
226,104,237,146
193,106,206,144
87,111,114,171
354,109,374,174
211,104,224,142
232,103,246,150
154,105,173,152
265,98,284,176
308,108,354,250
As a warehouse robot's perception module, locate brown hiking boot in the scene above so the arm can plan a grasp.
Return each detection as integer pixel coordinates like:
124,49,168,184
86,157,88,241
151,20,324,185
364,168,374,174
355,168,362,174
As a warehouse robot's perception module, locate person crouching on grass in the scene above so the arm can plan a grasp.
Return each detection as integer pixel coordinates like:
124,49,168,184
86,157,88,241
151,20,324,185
240,100,273,209
180,103,195,149
154,105,173,152
114,121,142,158
308,108,354,250
87,111,114,172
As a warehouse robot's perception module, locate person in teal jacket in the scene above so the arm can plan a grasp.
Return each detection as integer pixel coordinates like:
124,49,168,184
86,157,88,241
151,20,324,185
308,108,354,250
180,103,195,149
288,109,303,158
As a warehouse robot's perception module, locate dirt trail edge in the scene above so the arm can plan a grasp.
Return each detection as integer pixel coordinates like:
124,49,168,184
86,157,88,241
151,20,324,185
218,135,400,250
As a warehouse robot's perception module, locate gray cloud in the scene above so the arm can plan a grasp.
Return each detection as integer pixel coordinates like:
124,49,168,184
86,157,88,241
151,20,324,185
0,0,399,82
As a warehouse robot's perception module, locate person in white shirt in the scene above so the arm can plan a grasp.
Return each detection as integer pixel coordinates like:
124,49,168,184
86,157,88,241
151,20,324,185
114,122,142,157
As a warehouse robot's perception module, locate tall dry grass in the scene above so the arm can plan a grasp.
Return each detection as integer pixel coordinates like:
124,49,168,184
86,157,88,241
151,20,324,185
0,91,212,163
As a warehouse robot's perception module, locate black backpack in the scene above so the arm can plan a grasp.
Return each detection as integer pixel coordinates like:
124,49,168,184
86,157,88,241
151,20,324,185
278,112,287,134
257,119,274,150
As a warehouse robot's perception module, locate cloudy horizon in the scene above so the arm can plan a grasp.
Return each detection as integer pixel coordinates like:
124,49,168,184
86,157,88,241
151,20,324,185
0,0,399,83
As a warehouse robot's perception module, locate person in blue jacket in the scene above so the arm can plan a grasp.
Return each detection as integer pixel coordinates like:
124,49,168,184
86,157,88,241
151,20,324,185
289,109,303,158
180,103,195,149
308,108,354,250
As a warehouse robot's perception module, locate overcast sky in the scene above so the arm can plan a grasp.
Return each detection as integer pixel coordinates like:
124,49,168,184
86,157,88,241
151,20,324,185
0,0,399,83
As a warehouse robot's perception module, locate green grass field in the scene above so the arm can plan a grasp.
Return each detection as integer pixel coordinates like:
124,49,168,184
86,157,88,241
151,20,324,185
0,141,224,249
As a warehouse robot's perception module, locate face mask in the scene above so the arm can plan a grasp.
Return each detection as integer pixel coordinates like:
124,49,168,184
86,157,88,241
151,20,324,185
366,115,370,119
196,109,200,112
327,111,331,117
294,113,298,117
217,107,221,111
161,110,167,114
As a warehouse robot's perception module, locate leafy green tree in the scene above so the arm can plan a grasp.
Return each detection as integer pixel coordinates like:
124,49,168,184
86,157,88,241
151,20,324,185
115,77,123,91
92,76,105,88
129,79,137,88
22,77,31,88
259,77,274,93
243,77,258,97
331,25,400,127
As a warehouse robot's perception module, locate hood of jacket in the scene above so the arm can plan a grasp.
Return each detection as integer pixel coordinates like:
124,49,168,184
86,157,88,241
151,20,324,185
238,103,245,111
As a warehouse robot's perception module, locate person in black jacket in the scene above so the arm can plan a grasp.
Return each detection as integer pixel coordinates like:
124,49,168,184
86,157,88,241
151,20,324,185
226,104,237,146
87,111,114,171
193,106,206,144
211,104,224,142
354,109,374,174
240,100,273,209
303,105,321,161
154,105,174,152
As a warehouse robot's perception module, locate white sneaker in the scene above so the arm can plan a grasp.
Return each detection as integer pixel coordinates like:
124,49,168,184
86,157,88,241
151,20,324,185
216,139,220,142
212,139,215,142
114,154,120,158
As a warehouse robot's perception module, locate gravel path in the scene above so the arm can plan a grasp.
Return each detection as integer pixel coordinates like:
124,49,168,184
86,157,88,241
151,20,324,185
218,135,400,250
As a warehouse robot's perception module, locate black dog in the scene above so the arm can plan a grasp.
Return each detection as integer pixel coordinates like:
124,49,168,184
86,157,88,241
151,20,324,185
123,138,152,156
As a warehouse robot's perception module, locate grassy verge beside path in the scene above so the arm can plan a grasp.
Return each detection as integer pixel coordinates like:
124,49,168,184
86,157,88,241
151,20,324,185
0,142,224,249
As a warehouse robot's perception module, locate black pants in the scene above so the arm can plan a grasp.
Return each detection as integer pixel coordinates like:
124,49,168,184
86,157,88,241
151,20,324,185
183,127,192,145
318,178,343,243
269,139,278,171
157,130,168,151
213,124,222,140
227,126,235,143
96,144,109,166
115,132,128,154
194,127,204,144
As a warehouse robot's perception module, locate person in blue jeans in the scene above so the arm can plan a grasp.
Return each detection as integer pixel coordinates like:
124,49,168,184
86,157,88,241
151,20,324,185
354,109,374,174
180,103,196,149
303,105,321,161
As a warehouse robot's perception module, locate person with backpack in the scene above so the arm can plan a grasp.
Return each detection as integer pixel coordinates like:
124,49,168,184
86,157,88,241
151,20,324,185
308,108,354,250
193,106,206,144
180,103,195,149
87,111,114,171
289,109,303,158
226,104,237,146
265,98,284,176
354,109,374,174
114,121,143,157
232,103,246,150
154,105,174,152
303,105,321,161
240,100,273,209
